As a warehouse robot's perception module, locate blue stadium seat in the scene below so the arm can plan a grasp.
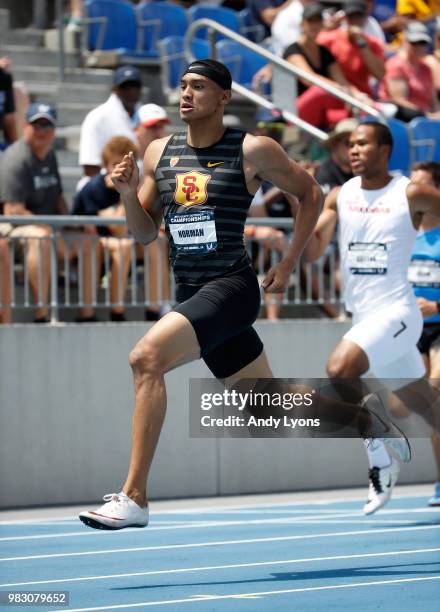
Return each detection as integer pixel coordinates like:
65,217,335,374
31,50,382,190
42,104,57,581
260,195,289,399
83,0,154,61
387,118,411,174
187,4,240,41
371,0,396,22
215,39,267,89
159,36,211,94
136,1,189,59
238,8,265,43
409,117,440,163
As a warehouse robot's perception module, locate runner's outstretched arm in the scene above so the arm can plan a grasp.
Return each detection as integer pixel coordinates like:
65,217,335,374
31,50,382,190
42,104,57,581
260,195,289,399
300,186,340,262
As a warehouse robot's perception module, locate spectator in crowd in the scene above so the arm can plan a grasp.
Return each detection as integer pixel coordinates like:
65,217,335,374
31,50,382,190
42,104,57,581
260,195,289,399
317,1,385,100
0,60,17,147
246,0,296,40
78,66,142,185
423,20,440,102
134,103,170,158
407,161,440,507
0,56,30,139
0,104,95,323
0,238,12,324
323,0,386,44
397,0,439,26
315,117,357,194
74,136,139,322
284,4,364,129
271,0,313,55
379,22,440,121
133,103,171,321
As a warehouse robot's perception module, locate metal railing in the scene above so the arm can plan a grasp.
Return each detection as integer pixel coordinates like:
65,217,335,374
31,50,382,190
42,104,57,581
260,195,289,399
0,216,342,322
184,18,382,142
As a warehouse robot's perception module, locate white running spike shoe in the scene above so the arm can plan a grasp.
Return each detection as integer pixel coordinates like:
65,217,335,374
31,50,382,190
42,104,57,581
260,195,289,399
79,492,149,530
363,458,400,515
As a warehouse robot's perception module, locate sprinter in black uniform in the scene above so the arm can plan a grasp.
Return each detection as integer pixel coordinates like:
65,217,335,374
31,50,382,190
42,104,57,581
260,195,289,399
79,60,323,530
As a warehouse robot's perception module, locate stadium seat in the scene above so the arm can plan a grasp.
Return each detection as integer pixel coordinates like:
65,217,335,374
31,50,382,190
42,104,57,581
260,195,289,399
159,36,211,96
409,117,440,164
215,39,267,89
387,118,411,174
238,8,266,43
187,4,240,41
136,2,189,59
83,0,153,61
371,0,396,22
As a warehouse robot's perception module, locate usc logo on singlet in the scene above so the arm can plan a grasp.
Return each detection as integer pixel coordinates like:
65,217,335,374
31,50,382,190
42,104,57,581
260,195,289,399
174,171,211,207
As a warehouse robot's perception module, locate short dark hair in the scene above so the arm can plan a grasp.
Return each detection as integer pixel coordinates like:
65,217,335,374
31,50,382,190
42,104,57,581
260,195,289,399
360,119,393,159
412,161,440,188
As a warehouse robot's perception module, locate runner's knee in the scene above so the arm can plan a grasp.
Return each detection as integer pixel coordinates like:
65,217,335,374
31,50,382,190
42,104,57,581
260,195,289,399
129,338,164,376
326,354,362,379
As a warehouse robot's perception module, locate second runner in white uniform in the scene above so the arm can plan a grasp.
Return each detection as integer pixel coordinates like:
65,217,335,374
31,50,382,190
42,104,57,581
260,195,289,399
339,174,425,380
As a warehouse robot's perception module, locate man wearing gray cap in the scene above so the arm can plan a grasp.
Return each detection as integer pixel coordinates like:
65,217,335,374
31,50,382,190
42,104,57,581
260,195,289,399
379,22,440,121
0,104,95,322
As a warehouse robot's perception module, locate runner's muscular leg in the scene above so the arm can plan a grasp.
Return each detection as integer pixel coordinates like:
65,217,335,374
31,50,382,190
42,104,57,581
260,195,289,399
327,339,370,379
123,311,201,506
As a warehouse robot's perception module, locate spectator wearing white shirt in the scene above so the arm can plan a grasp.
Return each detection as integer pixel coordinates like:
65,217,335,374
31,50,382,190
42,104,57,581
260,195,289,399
271,0,311,55
78,66,143,186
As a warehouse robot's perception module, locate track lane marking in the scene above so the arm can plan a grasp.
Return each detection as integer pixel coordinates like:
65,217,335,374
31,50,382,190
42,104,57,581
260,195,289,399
2,524,440,562
49,576,440,611
1,547,439,588
1,507,438,543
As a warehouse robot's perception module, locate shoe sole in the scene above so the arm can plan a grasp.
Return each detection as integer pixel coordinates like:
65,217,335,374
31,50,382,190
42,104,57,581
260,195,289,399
79,515,147,530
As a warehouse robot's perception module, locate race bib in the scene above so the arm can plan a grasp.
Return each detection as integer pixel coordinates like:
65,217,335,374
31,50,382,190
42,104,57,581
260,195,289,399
347,242,388,275
168,210,217,254
408,259,440,288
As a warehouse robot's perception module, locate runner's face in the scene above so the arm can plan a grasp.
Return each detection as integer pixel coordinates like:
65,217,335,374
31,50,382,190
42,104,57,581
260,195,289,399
348,125,386,175
179,74,229,122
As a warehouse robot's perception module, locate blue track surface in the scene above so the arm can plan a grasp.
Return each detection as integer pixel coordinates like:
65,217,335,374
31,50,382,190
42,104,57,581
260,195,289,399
1,493,439,611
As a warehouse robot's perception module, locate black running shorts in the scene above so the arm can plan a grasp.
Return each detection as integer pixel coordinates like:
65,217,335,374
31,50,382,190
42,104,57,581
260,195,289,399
417,323,440,356
174,266,264,378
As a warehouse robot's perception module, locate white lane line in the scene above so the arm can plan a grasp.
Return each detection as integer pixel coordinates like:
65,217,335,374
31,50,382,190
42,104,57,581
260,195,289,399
1,547,438,588
2,524,440,563
50,576,440,611
1,507,437,543
0,515,358,542
0,491,431,524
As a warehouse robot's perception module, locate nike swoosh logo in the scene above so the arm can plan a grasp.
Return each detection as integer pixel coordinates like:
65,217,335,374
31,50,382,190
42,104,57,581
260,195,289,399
207,161,224,168
393,321,407,338
89,511,124,520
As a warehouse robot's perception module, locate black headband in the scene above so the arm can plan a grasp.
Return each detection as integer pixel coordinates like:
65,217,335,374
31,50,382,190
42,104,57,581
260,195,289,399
182,59,232,90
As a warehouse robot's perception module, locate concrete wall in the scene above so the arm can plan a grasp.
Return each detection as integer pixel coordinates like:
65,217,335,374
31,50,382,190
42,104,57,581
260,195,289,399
0,321,435,508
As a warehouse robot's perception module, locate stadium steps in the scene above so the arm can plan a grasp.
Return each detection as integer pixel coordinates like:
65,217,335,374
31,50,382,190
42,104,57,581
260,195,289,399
1,44,81,69
12,65,113,86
